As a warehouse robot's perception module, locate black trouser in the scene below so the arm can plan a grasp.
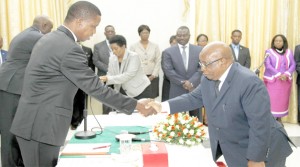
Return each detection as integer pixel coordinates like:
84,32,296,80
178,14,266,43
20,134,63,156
0,90,24,167
16,136,60,167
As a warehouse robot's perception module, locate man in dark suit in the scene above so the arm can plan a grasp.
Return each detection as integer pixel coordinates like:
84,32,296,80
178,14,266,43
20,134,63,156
162,26,202,120
0,15,53,167
71,45,94,129
93,25,115,114
229,29,251,68
0,35,8,65
294,44,300,123
10,2,155,166
149,42,293,167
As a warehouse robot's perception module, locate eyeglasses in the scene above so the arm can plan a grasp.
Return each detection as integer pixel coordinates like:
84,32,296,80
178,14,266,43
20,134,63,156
199,58,222,68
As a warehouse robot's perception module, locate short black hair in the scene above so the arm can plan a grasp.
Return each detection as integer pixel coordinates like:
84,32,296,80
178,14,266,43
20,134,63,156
231,29,242,35
169,35,176,44
196,34,208,42
64,1,101,23
109,35,127,47
271,34,288,54
138,25,150,35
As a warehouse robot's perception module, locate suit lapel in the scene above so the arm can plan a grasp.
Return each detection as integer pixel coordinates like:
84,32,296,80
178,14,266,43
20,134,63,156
174,46,186,72
120,51,129,74
211,63,237,111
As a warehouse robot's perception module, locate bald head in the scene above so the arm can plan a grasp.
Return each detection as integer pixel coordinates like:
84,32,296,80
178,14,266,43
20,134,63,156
199,41,234,80
32,15,53,34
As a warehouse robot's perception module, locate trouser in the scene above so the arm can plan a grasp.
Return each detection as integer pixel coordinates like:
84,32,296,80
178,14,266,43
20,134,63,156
0,90,24,167
16,136,60,167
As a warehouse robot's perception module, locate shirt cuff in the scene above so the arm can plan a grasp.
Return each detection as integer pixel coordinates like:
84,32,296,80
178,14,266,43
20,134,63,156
161,101,171,114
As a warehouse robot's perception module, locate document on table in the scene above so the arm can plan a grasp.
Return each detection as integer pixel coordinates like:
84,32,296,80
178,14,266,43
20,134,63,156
61,143,111,155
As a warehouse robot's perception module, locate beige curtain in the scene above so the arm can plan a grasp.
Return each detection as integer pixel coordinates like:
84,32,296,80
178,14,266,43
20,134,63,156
194,0,300,123
0,0,74,50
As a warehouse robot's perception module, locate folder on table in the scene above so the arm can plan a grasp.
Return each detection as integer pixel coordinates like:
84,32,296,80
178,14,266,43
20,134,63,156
61,143,111,156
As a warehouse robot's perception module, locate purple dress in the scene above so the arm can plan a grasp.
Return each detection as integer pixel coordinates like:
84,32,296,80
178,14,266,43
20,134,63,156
263,48,296,117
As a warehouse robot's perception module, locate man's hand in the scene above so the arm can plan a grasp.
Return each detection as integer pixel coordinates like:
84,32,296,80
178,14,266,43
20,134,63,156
135,98,157,117
146,100,162,113
182,80,194,91
248,160,265,167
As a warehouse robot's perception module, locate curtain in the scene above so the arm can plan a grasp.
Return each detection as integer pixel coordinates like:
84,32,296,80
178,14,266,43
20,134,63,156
0,0,74,50
194,0,300,123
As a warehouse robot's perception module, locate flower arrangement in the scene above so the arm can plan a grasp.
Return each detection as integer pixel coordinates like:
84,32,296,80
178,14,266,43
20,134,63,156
153,112,206,147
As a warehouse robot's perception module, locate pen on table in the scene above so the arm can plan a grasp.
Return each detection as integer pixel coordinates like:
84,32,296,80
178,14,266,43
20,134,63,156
93,145,111,150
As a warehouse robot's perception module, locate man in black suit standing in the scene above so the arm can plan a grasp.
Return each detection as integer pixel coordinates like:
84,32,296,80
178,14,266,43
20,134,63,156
229,29,251,68
10,2,155,166
294,44,300,123
71,45,94,129
0,15,53,167
93,25,116,114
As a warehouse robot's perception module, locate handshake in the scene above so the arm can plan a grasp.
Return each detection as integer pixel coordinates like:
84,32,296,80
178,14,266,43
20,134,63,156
135,98,163,117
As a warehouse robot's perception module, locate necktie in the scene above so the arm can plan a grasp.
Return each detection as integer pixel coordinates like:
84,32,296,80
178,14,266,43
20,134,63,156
214,80,221,98
182,46,187,70
234,46,239,60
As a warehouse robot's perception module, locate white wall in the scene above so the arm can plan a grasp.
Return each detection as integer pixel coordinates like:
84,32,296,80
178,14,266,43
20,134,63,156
82,0,196,50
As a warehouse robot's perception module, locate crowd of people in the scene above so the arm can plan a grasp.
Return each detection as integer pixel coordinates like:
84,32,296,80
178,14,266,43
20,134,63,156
0,0,299,167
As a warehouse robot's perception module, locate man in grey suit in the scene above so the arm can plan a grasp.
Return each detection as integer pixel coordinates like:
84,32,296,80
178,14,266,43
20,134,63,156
93,25,115,114
10,2,155,166
149,42,293,167
162,26,202,120
0,15,53,167
229,29,251,68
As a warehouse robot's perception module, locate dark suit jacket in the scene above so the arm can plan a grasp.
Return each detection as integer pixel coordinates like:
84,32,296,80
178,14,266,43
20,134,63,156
0,49,8,63
93,40,111,76
167,63,292,166
71,45,94,128
162,44,202,98
294,44,300,84
82,45,95,71
230,44,251,68
10,26,137,146
0,26,43,95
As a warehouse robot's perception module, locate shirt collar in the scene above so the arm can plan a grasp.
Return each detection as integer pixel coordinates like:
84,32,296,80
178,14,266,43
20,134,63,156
218,63,233,85
232,43,239,48
62,25,78,42
178,43,189,49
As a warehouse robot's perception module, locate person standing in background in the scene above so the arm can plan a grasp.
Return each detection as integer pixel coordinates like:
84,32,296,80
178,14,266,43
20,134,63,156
93,25,116,114
196,33,208,47
71,44,94,129
264,34,295,123
0,35,8,66
161,35,177,102
229,29,251,68
0,15,53,167
100,35,150,99
130,24,161,99
162,26,202,120
294,43,300,123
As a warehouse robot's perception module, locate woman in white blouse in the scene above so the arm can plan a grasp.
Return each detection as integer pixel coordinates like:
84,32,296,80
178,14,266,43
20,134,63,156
100,35,150,99
130,25,161,98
